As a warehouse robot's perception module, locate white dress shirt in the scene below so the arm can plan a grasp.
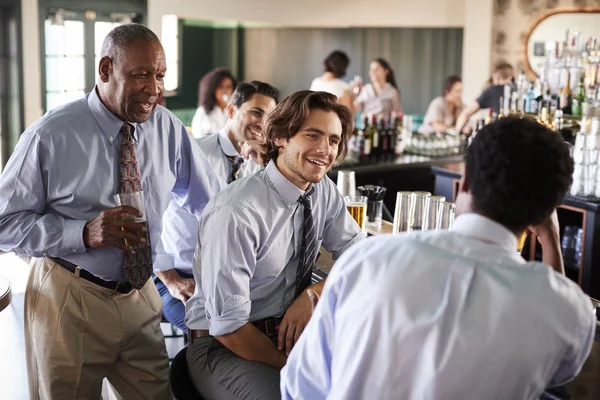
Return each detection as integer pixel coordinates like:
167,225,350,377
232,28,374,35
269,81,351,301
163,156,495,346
310,77,349,99
191,106,228,138
185,161,364,334
281,213,596,400
156,130,259,273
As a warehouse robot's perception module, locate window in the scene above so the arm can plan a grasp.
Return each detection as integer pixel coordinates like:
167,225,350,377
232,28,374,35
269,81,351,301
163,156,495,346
162,14,179,93
44,19,86,111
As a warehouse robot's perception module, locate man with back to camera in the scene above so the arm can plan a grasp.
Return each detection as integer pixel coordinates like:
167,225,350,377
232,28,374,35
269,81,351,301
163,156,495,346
154,81,280,332
455,61,514,133
184,90,365,399
0,24,220,399
281,115,595,400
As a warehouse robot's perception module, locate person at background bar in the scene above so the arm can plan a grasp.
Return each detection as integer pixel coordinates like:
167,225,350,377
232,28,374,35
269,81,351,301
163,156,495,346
154,81,280,333
455,61,514,133
418,75,464,135
185,91,364,400
191,67,237,138
309,50,353,109
281,116,595,400
352,58,402,116
0,24,220,399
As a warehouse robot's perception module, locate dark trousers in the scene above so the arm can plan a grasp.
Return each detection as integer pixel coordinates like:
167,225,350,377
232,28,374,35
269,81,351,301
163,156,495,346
186,336,281,400
153,270,193,333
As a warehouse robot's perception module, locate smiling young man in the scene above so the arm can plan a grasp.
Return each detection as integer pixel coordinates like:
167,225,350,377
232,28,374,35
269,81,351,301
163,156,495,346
184,90,364,399
155,81,279,333
0,24,220,399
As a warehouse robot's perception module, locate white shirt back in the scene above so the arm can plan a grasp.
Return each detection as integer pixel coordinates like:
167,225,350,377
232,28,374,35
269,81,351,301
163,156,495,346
281,213,595,400
310,77,349,99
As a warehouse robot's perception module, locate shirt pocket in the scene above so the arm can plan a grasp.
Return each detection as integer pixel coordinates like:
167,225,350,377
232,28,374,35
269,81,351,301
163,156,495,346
143,173,176,217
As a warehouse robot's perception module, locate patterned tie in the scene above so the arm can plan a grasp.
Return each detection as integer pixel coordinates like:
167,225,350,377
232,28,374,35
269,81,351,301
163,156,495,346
119,123,153,289
226,155,244,183
296,188,317,297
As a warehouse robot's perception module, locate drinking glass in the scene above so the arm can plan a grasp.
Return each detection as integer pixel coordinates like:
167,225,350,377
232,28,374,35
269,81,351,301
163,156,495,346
425,195,446,230
392,192,414,234
337,170,356,197
409,191,431,231
345,196,367,234
437,202,456,230
115,191,147,247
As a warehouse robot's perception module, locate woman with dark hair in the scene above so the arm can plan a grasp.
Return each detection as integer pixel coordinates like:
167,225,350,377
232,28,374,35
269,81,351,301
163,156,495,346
191,67,237,138
310,50,352,108
419,75,464,135
353,58,402,116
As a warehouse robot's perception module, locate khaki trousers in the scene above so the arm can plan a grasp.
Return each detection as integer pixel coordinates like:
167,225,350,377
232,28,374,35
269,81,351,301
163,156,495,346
24,257,170,399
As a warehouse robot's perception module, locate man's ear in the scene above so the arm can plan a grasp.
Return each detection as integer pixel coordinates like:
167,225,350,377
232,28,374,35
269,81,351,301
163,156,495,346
98,56,113,83
457,175,470,194
226,103,237,119
273,136,287,148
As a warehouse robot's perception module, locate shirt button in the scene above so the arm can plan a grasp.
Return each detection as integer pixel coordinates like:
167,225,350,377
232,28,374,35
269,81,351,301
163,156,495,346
42,252,47,256
72,249,77,253
109,136,113,142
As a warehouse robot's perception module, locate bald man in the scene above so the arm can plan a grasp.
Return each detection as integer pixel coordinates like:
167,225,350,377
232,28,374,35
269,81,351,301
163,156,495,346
0,24,219,398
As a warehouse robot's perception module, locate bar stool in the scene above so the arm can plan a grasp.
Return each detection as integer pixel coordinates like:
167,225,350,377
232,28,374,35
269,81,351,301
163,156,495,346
169,347,204,400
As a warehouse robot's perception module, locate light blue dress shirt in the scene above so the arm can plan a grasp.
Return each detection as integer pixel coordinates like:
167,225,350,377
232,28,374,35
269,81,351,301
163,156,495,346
0,88,220,281
281,213,596,400
185,160,364,334
157,129,260,272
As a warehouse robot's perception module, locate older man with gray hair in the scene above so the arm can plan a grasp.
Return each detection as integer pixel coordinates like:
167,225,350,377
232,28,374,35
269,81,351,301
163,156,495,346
0,24,219,399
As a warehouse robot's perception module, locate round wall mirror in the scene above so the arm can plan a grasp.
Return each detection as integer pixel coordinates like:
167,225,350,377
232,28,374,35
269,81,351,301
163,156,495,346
525,9,600,78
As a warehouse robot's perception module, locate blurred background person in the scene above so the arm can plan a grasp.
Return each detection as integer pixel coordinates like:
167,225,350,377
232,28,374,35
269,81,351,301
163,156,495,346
353,58,402,116
191,67,237,138
419,75,463,135
455,62,514,133
310,50,352,109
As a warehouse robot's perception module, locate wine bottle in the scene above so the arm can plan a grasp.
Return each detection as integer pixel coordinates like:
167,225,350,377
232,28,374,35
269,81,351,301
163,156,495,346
560,71,573,115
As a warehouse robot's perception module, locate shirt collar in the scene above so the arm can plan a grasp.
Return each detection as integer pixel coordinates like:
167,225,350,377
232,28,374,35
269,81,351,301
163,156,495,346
265,160,307,207
88,87,139,143
218,129,240,157
449,213,518,253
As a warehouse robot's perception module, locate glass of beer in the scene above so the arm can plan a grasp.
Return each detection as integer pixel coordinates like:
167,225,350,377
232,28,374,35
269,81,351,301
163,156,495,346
115,191,147,247
517,231,528,254
345,196,367,234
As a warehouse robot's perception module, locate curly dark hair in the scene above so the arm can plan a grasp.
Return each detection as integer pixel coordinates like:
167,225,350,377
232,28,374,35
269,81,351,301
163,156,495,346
262,91,353,166
197,67,237,112
465,115,573,232
230,81,280,108
324,50,350,78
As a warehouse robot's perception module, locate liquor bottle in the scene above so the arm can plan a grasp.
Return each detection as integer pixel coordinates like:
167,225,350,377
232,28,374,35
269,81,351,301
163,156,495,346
498,96,505,119
364,114,377,162
393,112,403,155
572,77,586,117
525,83,537,114
380,115,390,159
560,71,573,115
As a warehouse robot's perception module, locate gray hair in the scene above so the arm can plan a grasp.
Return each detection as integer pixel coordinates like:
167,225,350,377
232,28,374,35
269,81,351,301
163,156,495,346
100,23,161,62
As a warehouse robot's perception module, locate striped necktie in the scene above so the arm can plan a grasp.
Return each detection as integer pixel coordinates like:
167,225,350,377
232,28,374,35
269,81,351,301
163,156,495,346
226,155,244,183
296,187,317,297
119,123,153,289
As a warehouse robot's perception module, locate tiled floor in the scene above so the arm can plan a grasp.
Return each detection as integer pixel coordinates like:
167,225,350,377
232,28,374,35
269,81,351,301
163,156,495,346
0,252,185,399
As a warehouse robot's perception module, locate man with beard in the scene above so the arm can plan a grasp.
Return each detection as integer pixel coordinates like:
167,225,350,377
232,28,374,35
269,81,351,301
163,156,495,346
155,81,280,333
184,91,364,399
0,24,220,399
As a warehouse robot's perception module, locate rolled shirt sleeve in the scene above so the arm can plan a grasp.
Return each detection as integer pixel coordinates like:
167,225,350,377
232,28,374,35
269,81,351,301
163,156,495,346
199,204,258,336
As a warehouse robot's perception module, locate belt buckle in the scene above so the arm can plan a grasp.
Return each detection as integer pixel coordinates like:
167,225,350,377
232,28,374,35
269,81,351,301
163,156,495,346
264,319,279,336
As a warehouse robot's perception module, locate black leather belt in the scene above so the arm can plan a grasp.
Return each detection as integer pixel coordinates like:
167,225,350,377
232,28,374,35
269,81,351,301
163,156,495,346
189,317,283,342
50,257,134,294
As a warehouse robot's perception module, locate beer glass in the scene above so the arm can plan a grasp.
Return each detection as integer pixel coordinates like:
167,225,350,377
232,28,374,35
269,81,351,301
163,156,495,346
337,170,356,197
115,191,147,247
345,196,367,233
392,192,414,233
409,191,431,231
425,195,446,230
517,231,529,254
437,202,456,230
